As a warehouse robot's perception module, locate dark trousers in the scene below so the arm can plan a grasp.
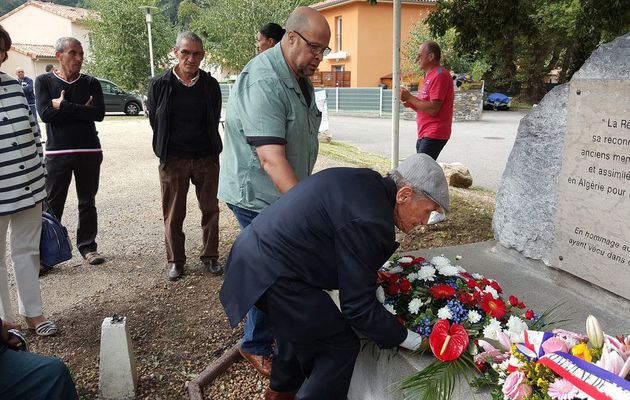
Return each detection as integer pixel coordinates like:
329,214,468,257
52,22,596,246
45,153,102,257
416,137,448,160
159,156,220,265
259,279,360,399
0,347,79,400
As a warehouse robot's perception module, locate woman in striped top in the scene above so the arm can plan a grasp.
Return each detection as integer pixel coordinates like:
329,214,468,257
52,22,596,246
0,25,57,336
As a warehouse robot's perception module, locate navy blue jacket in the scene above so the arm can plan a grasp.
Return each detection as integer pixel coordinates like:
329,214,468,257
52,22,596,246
18,76,35,105
220,168,407,349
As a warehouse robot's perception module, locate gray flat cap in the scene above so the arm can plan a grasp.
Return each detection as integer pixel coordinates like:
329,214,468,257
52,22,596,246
393,153,449,212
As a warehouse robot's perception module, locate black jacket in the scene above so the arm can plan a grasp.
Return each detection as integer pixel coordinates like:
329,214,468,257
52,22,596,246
220,168,408,349
147,68,222,163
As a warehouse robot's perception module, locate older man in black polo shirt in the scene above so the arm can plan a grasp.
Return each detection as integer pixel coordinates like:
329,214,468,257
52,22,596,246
147,32,223,281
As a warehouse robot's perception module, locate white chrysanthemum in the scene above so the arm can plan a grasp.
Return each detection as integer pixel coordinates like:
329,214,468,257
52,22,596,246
431,255,451,268
398,256,414,264
389,266,403,274
408,298,423,314
468,310,482,324
472,273,484,279
483,318,502,340
454,265,466,273
484,285,500,299
417,265,436,281
381,260,392,270
406,272,418,282
506,316,528,343
437,306,453,320
437,264,459,276
376,286,385,303
384,303,397,315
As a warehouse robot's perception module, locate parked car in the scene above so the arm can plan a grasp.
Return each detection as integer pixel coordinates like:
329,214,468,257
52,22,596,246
97,78,143,116
483,92,511,111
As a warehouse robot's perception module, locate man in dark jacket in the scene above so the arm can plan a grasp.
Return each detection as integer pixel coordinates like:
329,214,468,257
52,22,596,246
220,153,449,400
147,32,223,280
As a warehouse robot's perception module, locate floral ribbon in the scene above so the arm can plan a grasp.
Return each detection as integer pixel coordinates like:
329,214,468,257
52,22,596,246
538,352,630,400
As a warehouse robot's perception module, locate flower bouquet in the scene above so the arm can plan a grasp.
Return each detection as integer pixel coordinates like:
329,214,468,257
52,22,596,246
376,255,630,400
376,255,560,400
473,316,630,400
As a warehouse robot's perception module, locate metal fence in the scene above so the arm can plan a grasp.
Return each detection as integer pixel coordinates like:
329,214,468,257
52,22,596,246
220,84,404,116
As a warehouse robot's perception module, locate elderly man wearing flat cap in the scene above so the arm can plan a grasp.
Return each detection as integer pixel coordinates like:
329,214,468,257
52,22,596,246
220,153,449,400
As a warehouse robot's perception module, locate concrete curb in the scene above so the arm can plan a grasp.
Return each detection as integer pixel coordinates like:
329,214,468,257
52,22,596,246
187,344,242,400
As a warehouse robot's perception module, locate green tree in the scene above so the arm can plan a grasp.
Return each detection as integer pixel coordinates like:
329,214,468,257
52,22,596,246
403,22,490,81
427,0,630,102
180,0,316,72
83,0,175,95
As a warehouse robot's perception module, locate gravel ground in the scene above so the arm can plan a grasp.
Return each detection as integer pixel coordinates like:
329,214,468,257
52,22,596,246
4,117,354,399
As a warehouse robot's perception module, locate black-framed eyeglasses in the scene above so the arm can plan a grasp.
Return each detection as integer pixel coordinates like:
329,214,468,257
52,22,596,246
292,31,331,57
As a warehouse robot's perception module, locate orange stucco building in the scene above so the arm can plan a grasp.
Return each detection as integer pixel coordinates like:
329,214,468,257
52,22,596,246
311,0,436,88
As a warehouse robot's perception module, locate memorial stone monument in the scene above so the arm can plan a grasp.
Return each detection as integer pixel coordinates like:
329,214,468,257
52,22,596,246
494,32,630,300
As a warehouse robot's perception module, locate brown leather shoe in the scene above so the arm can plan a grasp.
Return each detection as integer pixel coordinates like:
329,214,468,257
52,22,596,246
239,347,272,378
264,388,298,400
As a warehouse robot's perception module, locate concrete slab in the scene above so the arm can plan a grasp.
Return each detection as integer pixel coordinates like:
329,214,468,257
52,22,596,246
348,241,630,399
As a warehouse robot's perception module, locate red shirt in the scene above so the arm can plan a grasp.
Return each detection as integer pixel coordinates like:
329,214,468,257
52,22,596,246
416,66,454,140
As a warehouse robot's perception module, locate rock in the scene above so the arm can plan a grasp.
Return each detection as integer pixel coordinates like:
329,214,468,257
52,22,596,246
318,131,332,143
493,33,630,265
439,162,473,188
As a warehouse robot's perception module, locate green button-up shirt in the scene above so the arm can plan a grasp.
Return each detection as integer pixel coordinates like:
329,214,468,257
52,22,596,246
218,44,321,212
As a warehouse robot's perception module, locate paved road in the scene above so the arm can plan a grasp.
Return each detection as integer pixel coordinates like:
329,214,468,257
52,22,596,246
328,111,528,191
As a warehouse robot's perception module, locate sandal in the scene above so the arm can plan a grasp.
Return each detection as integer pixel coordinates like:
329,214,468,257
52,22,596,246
28,321,58,336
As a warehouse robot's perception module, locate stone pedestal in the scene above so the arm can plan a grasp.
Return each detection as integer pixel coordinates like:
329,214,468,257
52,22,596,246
99,316,137,400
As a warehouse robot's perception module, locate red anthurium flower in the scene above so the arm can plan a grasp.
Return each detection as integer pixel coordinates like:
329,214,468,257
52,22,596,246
429,320,470,362
490,281,503,293
481,293,506,319
399,278,412,293
429,284,456,299
525,309,535,320
509,295,520,307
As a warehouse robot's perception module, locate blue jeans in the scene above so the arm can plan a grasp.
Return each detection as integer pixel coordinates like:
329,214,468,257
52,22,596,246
227,204,275,356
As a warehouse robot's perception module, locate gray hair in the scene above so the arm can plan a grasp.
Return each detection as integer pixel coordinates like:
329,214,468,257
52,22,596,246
388,170,428,200
175,32,203,49
55,37,81,53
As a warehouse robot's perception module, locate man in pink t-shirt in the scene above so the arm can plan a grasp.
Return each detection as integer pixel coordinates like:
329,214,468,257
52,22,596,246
401,41,454,160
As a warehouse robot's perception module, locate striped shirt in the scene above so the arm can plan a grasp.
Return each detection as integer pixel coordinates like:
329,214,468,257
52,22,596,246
0,72,46,216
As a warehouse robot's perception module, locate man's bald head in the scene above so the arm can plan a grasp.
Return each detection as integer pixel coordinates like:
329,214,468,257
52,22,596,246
281,6,331,79
285,6,329,36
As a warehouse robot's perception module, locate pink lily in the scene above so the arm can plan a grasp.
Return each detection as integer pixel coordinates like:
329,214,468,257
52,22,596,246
597,343,626,376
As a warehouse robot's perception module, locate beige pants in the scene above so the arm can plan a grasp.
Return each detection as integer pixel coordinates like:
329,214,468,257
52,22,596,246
0,203,43,321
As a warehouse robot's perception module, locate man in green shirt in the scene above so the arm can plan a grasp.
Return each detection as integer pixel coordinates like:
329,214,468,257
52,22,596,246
218,6,330,399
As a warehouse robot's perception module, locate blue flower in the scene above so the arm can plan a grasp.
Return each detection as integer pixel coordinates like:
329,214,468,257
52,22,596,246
446,299,469,324
414,317,432,337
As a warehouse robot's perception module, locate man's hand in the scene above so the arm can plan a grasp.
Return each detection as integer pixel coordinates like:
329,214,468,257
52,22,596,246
400,87,413,103
52,90,65,109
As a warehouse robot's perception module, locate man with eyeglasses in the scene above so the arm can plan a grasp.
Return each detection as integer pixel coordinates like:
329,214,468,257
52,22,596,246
218,6,330,398
147,32,223,281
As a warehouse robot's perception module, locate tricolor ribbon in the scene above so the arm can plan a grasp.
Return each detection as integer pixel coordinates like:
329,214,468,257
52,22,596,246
538,352,630,400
